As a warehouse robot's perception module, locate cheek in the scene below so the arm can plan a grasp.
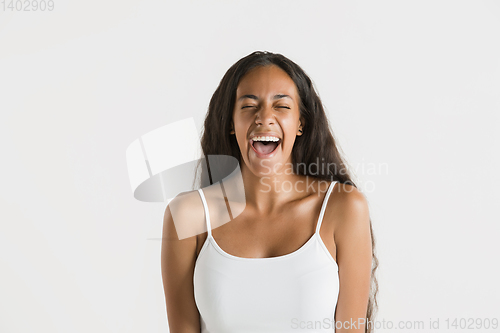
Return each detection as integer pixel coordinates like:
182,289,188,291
233,127,248,151
232,114,252,149
232,113,247,132
280,118,299,149
282,137,296,154
237,134,248,151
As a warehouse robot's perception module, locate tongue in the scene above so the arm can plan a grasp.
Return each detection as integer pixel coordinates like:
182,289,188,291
254,141,278,155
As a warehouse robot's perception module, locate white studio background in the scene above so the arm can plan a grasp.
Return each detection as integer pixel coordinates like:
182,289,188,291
1,1,499,332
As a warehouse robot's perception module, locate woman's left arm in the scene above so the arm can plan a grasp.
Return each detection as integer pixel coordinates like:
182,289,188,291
332,185,373,332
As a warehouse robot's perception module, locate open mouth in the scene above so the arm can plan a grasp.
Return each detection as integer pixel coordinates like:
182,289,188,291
250,138,281,157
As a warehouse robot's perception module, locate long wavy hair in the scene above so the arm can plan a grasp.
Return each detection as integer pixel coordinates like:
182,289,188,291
197,51,378,332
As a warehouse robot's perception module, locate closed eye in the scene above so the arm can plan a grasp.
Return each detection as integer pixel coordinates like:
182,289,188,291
241,105,290,109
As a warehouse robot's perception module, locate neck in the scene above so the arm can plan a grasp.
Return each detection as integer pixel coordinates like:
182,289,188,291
239,162,308,214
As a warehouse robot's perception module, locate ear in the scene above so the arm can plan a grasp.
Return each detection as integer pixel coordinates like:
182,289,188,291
230,122,235,135
297,118,304,136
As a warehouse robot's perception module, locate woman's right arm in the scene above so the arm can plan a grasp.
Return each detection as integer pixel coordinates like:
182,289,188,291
161,203,201,333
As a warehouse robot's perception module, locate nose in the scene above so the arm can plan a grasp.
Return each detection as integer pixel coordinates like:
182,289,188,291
255,104,275,126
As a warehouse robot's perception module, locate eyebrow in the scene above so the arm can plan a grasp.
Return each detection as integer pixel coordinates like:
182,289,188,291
237,94,293,102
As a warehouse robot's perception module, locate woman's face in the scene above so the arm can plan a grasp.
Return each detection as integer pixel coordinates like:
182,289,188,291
232,65,303,177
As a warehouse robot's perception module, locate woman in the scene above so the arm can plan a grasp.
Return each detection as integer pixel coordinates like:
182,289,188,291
162,51,378,332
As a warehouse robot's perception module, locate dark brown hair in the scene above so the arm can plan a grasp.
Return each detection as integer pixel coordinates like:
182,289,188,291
198,51,378,332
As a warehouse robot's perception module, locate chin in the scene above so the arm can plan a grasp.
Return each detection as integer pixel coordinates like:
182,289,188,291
252,158,288,178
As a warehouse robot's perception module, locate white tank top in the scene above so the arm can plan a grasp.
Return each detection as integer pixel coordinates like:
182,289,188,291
194,181,339,333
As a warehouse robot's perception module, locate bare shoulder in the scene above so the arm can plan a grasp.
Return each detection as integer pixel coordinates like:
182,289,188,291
161,189,204,332
327,182,371,235
327,182,372,324
163,190,206,242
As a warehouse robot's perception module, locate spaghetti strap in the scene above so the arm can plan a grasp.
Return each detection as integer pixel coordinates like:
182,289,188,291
197,188,212,238
315,181,338,234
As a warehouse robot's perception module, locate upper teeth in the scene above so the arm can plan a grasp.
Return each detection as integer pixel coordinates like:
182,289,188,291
252,136,280,142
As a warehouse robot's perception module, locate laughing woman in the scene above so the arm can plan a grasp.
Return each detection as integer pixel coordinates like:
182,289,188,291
161,51,378,333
